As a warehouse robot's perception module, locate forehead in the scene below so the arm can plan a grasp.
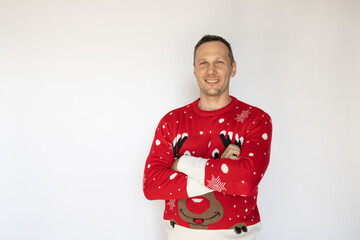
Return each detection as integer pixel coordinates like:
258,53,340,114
195,41,229,61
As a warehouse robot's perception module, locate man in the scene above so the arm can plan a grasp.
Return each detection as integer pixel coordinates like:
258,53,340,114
143,35,272,240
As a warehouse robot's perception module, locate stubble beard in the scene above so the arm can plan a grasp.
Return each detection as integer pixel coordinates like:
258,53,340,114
200,81,230,98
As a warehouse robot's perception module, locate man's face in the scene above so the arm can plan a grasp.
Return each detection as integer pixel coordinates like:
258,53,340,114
194,41,236,99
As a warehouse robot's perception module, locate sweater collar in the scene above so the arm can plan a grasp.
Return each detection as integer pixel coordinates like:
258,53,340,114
192,96,238,116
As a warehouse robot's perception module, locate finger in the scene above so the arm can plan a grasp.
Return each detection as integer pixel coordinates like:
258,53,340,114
229,144,241,151
226,145,240,154
228,155,238,160
224,151,239,159
220,144,241,159
228,149,240,157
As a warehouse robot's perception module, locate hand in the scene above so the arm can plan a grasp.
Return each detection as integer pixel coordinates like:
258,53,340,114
171,158,180,171
221,144,240,160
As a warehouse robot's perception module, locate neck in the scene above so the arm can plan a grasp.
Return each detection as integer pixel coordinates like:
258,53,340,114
198,94,232,111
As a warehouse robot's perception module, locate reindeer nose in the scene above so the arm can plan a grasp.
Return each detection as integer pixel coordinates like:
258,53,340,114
186,197,210,214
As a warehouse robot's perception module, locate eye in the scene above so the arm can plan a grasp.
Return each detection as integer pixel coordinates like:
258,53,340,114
199,61,207,65
216,60,224,64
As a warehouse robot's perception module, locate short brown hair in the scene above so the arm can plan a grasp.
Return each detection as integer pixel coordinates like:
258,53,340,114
194,35,235,65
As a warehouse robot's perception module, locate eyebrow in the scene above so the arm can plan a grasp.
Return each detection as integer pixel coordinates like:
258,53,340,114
196,57,225,62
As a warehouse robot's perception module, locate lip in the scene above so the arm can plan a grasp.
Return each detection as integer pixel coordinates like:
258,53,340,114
205,79,220,84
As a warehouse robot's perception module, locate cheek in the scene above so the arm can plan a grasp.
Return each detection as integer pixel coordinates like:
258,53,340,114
195,70,205,80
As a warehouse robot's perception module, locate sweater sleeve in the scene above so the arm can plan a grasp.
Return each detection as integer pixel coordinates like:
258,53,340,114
177,112,272,196
143,117,212,200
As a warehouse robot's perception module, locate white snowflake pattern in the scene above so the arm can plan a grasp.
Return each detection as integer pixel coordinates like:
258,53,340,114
206,175,227,192
235,110,250,123
167,199,176,211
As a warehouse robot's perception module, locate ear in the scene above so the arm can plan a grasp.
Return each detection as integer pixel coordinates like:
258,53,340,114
231,61,237,78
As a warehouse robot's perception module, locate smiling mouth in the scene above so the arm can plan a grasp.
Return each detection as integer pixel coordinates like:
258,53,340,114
205,79,219,84
179,209,221,225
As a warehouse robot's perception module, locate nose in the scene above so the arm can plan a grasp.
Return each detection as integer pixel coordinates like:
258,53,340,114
206,64,217,76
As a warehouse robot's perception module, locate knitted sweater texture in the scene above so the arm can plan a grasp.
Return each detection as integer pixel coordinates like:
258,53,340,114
143,96,272,231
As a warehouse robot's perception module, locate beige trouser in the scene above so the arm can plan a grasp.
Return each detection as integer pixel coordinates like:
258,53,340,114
166,222,261,240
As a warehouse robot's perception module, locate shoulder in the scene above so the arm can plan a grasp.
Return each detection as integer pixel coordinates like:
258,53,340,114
232,97,272,122
159,100,197,123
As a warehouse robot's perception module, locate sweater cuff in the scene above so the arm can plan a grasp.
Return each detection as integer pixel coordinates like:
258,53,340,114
186,177,213,197
177,155,208,185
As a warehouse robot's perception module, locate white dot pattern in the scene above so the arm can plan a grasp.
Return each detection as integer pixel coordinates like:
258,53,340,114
221,164,229,173
144,98,271,226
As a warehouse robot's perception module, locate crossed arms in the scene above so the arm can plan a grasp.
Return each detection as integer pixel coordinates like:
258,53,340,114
143,112,272,200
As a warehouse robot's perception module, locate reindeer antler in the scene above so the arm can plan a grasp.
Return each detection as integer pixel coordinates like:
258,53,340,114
172,133,188,159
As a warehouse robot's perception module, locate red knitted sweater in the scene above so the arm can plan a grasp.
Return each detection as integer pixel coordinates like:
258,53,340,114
143,96,272,231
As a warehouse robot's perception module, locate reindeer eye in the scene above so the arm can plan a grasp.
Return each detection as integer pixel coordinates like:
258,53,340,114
212,149,219,158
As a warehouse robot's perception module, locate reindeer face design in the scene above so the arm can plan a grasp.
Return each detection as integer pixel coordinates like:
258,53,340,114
169,131,249,234
178,192,224,229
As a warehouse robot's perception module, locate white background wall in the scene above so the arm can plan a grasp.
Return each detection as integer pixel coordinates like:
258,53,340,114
1,0,359,239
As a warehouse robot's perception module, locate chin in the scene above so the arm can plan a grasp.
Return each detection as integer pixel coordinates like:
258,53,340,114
203,89,223,97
